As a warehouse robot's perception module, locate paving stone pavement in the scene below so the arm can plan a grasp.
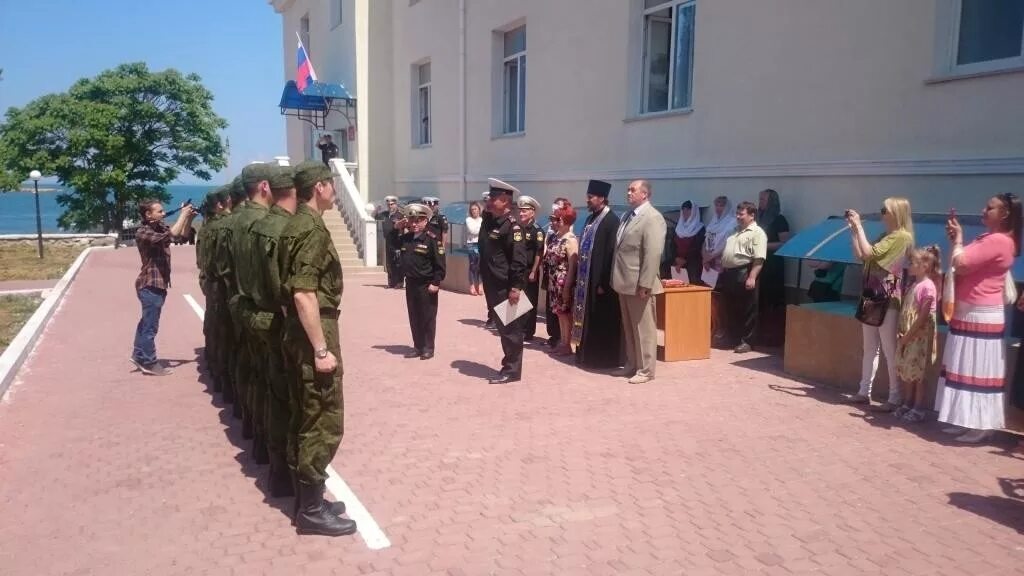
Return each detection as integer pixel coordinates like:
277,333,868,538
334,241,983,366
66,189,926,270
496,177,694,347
1,246,1023,575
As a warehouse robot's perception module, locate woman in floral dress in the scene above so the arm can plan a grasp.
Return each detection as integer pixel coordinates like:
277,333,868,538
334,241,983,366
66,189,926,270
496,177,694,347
544,204,579,356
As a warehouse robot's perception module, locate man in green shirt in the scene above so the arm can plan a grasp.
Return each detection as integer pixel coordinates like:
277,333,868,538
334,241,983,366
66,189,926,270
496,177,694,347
279,161,356,537
247,166,300,497
221,164,275,455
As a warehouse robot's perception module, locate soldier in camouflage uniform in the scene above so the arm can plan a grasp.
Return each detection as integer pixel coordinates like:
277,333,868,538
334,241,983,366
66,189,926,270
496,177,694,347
279,161,357,536
196,188,231,392
209,178,247,407
220,165,274,458
247,166,300,497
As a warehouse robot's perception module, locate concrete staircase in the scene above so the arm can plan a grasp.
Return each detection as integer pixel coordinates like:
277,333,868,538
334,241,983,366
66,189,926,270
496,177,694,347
323,206,384,276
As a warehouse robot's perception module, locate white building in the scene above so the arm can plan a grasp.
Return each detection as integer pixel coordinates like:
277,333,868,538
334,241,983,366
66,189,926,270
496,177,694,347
270,0,1024,236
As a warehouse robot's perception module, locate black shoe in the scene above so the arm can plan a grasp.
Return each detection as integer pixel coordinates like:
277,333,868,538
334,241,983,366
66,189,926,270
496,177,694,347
252,434,270,465
268,456,294,498
484,319,496,329
734,342,753,354
547,337,559,349
488,372,521,385
524,335,535,342
420,351,434,360
323,499,347,516
404,349,422,359
295,482,358,537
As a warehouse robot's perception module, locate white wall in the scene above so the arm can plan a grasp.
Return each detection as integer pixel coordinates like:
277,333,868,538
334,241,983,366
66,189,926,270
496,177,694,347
383,0,1023,209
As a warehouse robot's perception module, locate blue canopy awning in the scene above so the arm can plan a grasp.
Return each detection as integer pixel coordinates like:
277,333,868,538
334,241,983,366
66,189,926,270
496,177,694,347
279,80,353,111
777,212,1024,279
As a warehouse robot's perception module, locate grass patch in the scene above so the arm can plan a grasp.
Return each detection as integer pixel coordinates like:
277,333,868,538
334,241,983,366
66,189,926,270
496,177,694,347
0,294,42,355
0,243,86,281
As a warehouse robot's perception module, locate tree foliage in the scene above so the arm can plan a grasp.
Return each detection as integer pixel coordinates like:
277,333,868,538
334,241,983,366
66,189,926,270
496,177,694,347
0,63,228,232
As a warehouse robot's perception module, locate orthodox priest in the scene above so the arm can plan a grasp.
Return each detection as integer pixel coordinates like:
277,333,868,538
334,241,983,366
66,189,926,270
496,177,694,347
571,180,623,369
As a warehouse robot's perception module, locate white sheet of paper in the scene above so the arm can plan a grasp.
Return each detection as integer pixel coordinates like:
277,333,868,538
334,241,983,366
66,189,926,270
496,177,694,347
701,268,719,288
671,268,689,284
492,295,534,326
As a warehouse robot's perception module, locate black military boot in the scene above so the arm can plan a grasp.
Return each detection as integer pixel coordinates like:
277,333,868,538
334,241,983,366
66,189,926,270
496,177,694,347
289,473,344,523
268,456,294,498
295,482,358,537
241,410,254,439
252,434,270,465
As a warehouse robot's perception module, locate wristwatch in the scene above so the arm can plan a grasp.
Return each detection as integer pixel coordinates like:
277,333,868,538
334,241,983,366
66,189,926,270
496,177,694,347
315,347,329,359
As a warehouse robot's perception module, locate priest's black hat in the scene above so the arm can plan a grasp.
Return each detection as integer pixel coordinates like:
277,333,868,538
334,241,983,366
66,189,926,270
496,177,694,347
586,180,611,198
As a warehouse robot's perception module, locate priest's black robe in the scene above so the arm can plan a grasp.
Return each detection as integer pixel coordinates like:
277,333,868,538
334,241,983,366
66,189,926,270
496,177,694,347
575,207,623,368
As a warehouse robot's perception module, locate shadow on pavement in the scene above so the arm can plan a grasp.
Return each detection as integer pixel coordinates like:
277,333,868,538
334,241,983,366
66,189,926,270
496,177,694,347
451,359,495,380
458,318,490,329
947,492,1024,534
372,344,418,356
193,347,293,524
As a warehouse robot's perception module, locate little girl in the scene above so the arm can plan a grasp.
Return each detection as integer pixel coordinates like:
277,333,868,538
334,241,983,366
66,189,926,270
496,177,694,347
894,245,940,423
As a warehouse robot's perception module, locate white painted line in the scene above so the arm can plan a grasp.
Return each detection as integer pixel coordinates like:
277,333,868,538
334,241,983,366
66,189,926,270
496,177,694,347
325,466,392,549
184,295,390,550
183,294,205,321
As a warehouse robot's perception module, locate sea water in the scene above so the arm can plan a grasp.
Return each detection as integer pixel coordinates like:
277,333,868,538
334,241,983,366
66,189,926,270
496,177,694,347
0,185,216,234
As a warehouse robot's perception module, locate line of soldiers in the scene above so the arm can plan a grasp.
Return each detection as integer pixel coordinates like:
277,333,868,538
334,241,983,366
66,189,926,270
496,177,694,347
195,161,357,537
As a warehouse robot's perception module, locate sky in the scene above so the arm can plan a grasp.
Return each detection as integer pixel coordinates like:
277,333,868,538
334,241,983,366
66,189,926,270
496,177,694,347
0,0,286,185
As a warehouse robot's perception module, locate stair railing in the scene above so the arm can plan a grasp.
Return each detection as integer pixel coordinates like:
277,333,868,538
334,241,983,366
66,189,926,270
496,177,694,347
329,158,377,267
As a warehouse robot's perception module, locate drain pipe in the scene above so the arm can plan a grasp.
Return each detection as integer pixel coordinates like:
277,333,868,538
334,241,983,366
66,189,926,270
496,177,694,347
459,0,467,201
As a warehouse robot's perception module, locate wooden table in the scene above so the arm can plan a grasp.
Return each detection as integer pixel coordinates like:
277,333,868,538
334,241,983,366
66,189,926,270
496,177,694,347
656,285,712,361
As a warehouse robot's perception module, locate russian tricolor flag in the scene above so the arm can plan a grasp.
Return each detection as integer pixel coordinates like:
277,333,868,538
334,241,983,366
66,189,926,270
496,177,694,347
296,34,318,94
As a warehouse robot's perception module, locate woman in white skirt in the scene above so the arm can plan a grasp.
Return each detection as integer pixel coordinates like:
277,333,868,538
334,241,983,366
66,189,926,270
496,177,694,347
938,193,1022,443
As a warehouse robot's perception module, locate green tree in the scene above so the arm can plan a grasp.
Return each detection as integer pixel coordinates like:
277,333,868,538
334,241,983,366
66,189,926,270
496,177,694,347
0,62,228,232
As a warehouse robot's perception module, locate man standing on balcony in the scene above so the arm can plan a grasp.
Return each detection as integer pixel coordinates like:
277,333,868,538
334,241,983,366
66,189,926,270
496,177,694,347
130,198,197,376
316,133,339,166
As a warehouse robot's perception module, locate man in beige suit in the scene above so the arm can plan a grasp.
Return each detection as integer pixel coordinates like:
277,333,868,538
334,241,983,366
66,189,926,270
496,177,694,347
612,180,666,384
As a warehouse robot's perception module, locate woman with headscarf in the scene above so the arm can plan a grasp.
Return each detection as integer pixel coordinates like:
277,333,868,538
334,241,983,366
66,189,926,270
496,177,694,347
670,200,705,284
702,196,734,273
757,189,792,345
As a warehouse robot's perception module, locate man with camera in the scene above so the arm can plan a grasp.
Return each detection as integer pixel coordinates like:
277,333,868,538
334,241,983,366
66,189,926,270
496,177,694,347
130,198,197,376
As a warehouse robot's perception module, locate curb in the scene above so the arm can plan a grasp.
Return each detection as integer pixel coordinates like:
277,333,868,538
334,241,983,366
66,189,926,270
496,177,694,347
0,246,102,400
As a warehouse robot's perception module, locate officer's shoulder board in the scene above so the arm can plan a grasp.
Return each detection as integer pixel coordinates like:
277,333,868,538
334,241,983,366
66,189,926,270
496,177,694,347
426,230,437,239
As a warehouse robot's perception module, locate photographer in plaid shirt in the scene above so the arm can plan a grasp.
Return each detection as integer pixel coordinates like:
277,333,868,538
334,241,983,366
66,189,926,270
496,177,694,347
130,198,198,376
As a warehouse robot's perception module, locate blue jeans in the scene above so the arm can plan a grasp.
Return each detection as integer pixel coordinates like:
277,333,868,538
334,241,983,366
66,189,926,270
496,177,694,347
133,287,167,365
467,243,481,285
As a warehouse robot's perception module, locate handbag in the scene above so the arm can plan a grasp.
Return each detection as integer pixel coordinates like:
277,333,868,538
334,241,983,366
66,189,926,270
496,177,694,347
1004,271,1017,306
855,263,891,327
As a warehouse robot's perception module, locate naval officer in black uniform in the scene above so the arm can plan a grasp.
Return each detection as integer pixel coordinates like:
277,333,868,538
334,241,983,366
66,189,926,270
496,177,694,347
400,203,446,360
516,195,545,342
480,178,529,384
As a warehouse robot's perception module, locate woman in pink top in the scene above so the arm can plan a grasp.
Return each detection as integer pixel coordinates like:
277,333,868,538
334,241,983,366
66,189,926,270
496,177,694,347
936,193,1022,443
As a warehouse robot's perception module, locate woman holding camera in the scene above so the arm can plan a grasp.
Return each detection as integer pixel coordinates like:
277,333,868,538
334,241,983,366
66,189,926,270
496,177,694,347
846,198,914,410
937,194,1021,443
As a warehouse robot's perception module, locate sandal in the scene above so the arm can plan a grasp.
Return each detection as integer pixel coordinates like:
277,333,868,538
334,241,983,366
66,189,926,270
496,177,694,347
893,405,911,419
901,409,925,424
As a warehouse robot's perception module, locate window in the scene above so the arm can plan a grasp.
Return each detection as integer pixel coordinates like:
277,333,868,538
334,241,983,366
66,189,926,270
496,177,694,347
502,26,527,134
951,0,1024,74
641,0,695,114
416,62,432,146
331,0,343,29
300,14,311,53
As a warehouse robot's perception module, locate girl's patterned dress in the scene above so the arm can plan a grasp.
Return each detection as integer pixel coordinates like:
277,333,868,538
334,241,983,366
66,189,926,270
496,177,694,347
896,277,937,384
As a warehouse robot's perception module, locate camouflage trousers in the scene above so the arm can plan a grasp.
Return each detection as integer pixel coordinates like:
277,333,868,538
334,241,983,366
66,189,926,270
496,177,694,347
229,296,253,420
283,315,344,485
208,286,234,395
251,320,290,463
201,282,219,379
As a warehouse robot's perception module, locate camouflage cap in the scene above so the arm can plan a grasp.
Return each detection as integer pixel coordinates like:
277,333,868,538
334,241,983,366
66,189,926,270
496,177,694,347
229,176,246,203
269,165,296,190
293,161,334,193
213,185,230,204
241,162,275,187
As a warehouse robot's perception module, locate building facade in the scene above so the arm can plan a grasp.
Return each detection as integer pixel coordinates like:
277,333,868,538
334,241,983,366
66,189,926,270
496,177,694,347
271,0,1024,239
